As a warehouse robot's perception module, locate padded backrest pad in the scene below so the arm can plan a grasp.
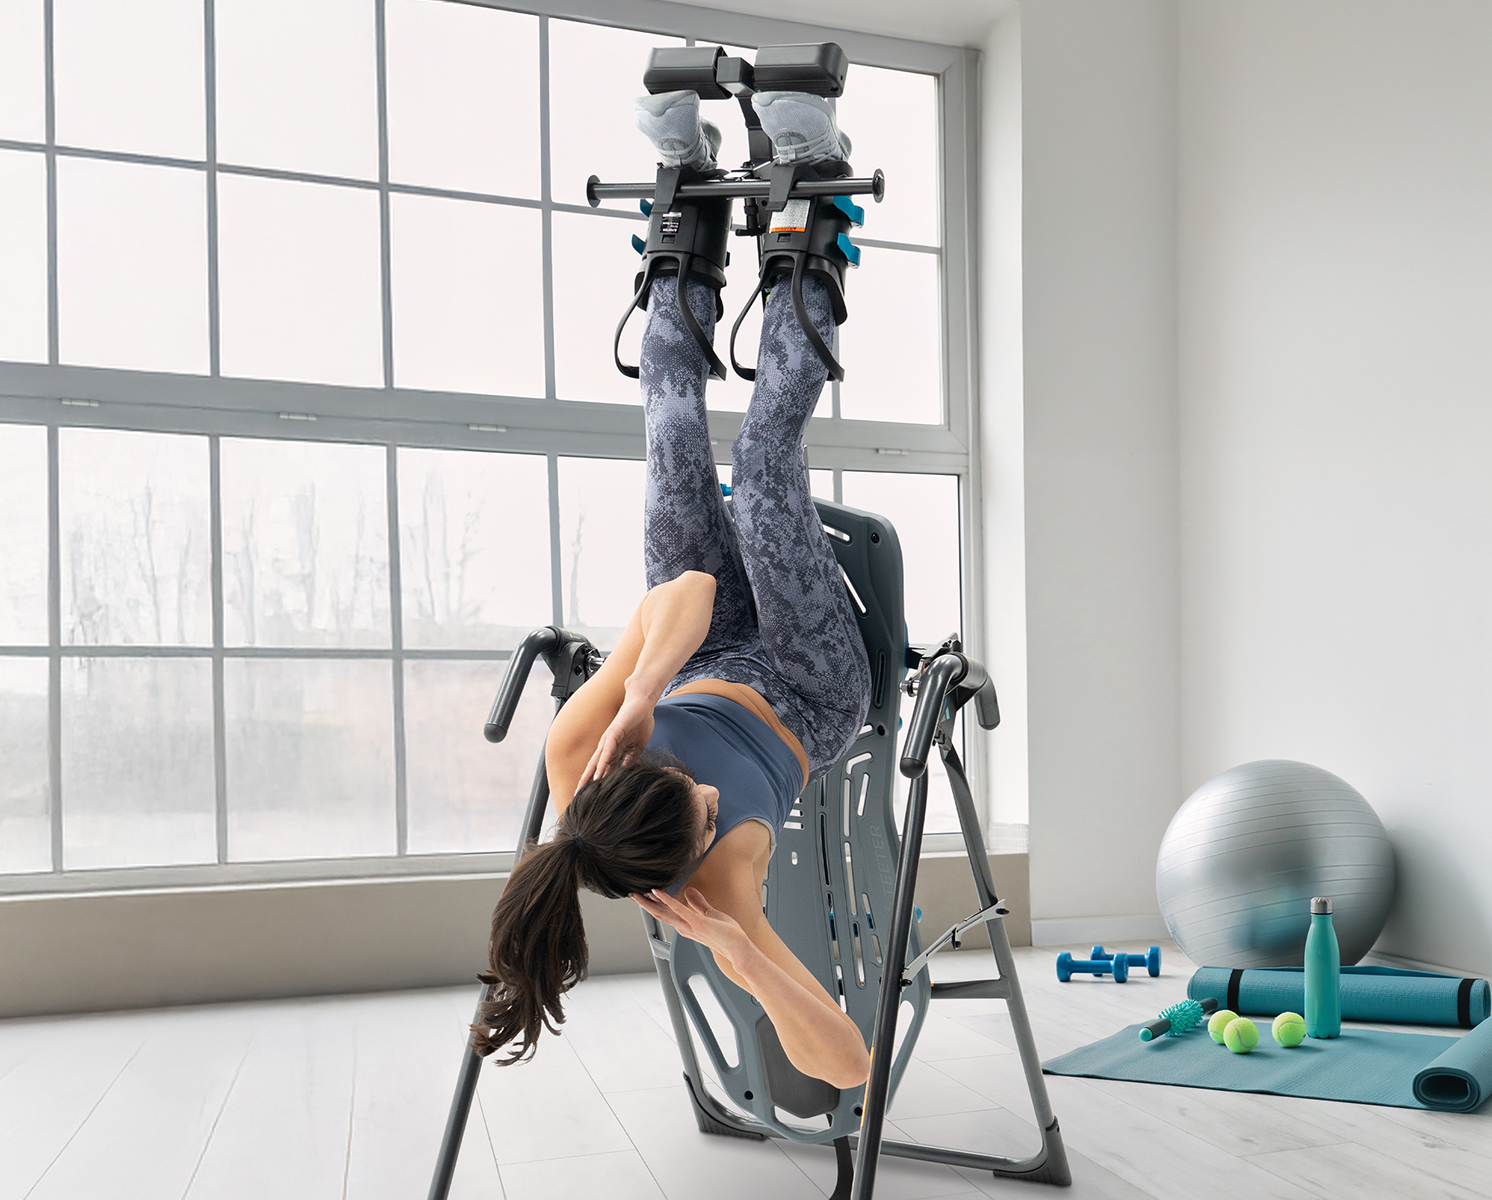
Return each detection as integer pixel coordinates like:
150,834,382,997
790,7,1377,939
668,499,930,1143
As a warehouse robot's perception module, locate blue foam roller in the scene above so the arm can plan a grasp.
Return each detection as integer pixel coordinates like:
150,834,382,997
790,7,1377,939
1188,965,1491,1028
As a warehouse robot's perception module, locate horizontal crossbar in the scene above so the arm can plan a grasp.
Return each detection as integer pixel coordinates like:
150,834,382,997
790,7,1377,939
929,978,1011,1001
879,1137,1048,1175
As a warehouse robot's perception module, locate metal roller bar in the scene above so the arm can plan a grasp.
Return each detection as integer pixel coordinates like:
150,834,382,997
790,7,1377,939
586,169,885,207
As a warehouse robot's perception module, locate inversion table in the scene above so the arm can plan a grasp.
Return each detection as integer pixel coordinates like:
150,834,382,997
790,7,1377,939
428,499,1070,1199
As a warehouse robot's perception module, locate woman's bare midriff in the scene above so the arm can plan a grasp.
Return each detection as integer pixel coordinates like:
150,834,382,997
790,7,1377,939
664,678,810,790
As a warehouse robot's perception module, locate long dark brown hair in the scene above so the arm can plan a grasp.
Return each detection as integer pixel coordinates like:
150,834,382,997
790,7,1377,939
471,753,700,1063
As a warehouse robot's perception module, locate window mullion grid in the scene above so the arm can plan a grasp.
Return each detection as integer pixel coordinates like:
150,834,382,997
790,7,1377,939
43,0,58,367
204,0,221,377
376,1,405,857
386,443,408,856
209,436,228,862
10,12,975,882
46,424,62,873
375,0,395,390
539,16,556,400
547,452,563,625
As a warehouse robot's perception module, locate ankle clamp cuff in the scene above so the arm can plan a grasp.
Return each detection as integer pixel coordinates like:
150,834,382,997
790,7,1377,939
730,163,864,383
614,165,734,381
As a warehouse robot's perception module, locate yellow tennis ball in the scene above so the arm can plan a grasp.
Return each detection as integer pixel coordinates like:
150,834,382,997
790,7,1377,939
1207,1009,1238,1044
1272,1011,1307,1047
1224,1017,1259,1053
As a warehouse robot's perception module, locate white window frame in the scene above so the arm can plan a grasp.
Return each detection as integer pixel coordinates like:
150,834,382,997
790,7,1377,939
0,0,984,895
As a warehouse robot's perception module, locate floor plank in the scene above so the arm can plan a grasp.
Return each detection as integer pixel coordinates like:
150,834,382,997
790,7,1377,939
500,1149,665,1200
6,941,1492,1199
557,976,691,1094
925,1051,1318,1200
890,1107,1151,1199
1247,1093,1492,1196
0,1017,147,1199
183,997,358,1200
342,989,504,1200
1244,1140,1489,1200
774,1117,973,1200
607,1082,825,1200
473,1029,635,1165
26,1009,253,1200
1079,1076,1351,1158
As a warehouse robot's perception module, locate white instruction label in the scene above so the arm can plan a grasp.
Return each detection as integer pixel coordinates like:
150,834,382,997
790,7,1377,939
769,199,811,234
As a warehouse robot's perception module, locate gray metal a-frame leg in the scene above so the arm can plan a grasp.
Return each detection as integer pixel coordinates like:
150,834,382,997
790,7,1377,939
851,650,1071,1196
428,628,603,1200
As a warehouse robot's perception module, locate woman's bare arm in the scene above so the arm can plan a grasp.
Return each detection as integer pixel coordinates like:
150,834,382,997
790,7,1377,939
634,879,870,1089
546,570,716,810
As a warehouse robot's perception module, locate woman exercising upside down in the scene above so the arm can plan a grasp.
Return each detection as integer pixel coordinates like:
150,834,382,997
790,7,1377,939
474,90,871,1089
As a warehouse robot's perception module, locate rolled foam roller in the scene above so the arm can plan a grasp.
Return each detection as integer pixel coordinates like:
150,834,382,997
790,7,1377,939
1188,966,1491,1028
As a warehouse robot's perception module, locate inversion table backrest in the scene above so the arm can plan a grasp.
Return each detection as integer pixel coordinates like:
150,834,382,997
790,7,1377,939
668,498,930,1143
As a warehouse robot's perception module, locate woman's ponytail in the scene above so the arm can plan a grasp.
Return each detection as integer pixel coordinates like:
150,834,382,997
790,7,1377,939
471,836,587,1063
470,753,700,1063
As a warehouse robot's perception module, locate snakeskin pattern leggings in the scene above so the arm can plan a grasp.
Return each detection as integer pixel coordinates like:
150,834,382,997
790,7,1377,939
639,276,872,781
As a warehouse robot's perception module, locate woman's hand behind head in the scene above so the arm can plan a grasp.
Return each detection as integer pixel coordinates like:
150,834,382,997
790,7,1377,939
579,693,656,786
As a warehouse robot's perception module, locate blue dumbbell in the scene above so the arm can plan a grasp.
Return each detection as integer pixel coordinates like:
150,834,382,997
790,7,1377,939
1056,951,1129,983
1091,945,1162,977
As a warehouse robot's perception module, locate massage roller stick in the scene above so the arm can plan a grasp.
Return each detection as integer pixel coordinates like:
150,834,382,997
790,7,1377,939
1138,996,1219,1042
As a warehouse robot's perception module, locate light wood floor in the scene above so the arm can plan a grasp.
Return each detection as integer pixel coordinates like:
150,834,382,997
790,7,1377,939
3,940,1490,1200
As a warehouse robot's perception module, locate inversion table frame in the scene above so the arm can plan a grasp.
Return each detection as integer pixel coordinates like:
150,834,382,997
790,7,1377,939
429,499,1070,1199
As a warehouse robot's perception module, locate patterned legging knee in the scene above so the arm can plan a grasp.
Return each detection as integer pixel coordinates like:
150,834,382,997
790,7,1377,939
638,274,872,780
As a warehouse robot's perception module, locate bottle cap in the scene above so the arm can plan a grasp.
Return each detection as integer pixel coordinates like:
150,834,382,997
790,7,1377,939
1311,896,1332,914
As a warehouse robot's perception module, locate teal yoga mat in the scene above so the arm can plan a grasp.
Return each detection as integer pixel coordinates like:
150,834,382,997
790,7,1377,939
1043,1015,1492,1112
1187,965,1490,1028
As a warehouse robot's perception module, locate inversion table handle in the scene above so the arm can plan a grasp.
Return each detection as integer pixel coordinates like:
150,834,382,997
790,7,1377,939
484,627,562,743
899,654,969,778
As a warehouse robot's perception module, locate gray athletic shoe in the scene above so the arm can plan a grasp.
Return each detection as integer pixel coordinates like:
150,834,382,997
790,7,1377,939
750,91,852,164
634,90,722,169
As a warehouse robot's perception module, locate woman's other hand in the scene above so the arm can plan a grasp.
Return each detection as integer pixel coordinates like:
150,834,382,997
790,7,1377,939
579,692,655,785
631,887,754,971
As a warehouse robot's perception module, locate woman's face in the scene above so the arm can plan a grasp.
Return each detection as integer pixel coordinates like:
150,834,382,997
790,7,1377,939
690,782,720,858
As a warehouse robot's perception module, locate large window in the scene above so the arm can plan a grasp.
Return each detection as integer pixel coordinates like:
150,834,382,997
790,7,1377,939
0,0,979,885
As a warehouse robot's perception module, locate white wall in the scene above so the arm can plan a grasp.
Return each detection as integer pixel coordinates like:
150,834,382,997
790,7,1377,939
1178,1,1492,975
1010,1,1182,942
978,8,1029,830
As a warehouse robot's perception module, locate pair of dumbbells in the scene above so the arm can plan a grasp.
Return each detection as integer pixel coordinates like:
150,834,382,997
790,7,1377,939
1055,945,1162,983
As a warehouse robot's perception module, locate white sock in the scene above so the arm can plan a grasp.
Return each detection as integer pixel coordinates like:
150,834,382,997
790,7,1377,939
633,90,722,169
750,91,851,165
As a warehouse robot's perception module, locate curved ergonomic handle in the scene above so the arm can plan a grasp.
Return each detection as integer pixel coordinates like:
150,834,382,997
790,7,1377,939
483,627,561,743
899,655,965,778
973,680,1001,731
899,652,1002,773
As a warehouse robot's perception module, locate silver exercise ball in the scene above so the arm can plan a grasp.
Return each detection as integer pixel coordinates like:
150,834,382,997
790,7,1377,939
1156,760,1395,968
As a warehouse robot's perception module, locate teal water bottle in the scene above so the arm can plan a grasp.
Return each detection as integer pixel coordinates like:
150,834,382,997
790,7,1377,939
1304,896,1341,1038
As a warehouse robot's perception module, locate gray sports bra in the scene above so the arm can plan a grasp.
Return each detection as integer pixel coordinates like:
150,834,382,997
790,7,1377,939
645,693,803,891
